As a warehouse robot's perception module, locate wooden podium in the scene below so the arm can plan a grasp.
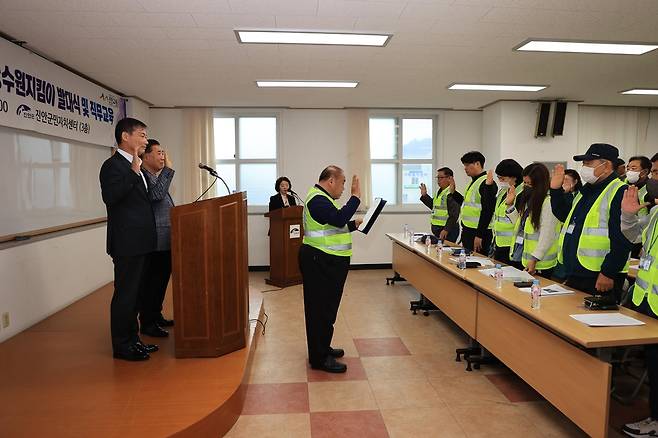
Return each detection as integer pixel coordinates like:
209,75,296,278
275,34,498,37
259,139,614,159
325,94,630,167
265,205,303,287
170,192,249,358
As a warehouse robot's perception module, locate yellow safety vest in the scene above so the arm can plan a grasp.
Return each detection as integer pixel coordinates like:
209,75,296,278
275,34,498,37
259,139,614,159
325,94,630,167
303,187,353,257
632,207,658,315
558,178,629,273
461,174,487,229
431,188,450,226
638,185,649,217
509,196,561,271
493,183,523,247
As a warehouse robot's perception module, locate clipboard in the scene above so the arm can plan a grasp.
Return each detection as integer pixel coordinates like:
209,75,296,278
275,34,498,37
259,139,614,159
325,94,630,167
357,197,387,234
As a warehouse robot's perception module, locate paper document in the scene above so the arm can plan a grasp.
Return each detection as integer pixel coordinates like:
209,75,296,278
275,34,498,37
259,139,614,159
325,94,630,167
357,198,386,234
449,256,495,267
479,266,534,281
518,283,575,296
570,313,646,327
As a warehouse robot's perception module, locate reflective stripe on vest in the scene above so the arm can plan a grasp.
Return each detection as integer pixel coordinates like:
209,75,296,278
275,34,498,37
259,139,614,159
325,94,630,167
632,207,658,315
461,174,487,229
557,178,629,273
431,188,450,226
638,185,649,217
302,187,353,257
493,183,523,247
512,196,561,271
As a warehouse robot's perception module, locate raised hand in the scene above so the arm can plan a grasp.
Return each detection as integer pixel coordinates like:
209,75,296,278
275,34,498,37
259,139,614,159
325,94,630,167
621,185,645,215
449,178,456,193
420,182,427,197
551,164,565,190
485,169,494,185
351,175,361,199
505,185,516,206
131,150,142,175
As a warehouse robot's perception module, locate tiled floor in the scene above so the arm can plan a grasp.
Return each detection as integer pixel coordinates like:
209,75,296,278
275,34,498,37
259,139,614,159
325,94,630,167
227,270,640,438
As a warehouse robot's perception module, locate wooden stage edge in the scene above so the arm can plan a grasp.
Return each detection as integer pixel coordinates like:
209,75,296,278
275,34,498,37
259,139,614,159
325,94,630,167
0,283,265,438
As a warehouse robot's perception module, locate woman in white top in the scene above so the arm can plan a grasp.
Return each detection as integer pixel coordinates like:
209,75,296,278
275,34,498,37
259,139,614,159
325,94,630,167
505,163,561,278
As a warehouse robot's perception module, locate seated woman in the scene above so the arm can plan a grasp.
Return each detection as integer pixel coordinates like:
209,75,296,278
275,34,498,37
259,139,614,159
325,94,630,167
269,176,296,211
505,163,561,279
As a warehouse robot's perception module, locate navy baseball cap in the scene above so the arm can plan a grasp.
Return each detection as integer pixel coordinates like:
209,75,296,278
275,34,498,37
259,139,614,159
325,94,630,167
573,143,619,162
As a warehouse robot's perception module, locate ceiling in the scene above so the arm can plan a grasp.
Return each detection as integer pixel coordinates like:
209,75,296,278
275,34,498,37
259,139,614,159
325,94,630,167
1,0,658,109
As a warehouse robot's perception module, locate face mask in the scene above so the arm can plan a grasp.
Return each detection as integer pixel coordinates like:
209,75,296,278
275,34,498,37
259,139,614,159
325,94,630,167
626,170,641,184
498,181,510,191
580,163,603,185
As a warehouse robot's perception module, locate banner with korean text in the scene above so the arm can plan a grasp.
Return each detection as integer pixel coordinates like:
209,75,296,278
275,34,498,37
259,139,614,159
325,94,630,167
0,38,125,147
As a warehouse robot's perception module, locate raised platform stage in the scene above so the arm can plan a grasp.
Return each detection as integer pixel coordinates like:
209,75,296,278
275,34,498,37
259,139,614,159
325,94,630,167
0,283,264,438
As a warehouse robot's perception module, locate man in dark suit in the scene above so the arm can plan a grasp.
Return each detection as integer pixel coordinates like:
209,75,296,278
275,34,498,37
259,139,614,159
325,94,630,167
100,118,158,361
139,139,175,337
269,176,297,211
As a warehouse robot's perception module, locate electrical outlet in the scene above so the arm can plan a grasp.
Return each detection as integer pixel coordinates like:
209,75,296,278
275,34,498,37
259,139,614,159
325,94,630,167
1,312,9,329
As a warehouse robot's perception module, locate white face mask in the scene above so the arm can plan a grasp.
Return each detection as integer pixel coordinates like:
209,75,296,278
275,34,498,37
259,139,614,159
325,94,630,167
626,170,641,184
580,162,603,185
498,181,510,191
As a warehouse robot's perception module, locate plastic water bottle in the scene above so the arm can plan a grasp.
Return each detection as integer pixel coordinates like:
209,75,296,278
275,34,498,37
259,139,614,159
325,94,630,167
403,223,409,238
495,264,503,289
408,228,414,244
531,279,541,309
458,249,467,270
437,239,444,259
425,235,432,254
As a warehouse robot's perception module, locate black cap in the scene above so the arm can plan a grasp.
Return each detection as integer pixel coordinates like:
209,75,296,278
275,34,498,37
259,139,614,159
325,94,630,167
573,143,619,162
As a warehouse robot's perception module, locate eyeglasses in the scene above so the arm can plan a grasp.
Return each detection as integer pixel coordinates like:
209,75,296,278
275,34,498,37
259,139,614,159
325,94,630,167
437,176,450,179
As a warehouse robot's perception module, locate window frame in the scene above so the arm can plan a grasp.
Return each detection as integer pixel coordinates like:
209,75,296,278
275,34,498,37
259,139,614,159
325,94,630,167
213,110,281,211
369,113,438,212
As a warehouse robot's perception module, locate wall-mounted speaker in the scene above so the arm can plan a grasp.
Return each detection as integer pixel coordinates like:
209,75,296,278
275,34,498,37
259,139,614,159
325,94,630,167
535,102,551,138
552,101,567,136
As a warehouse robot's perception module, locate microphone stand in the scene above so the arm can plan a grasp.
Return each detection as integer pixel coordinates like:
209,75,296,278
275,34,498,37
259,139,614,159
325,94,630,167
289,190,304,206
195,169,232,202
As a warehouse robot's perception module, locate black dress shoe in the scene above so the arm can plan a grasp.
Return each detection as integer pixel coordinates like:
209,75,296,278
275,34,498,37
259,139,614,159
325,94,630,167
157,315,174,327
329,347,344,358
113,344,150,361
311,356,347,373
135,340,159,353
140,324,169,338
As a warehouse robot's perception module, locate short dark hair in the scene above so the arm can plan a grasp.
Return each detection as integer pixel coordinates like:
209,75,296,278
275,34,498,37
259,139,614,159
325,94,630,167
144,138,160,155
628,155,652,171
460,151,485,167
114,117,147,146
652,153,658,163
319,165,343,182
564,169,583,192
437,167,453,177
275,176,291,192
495,159,523,184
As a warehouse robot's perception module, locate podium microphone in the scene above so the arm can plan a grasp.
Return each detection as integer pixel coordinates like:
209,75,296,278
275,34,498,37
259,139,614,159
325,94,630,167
288,189,304,205
196,163,231,201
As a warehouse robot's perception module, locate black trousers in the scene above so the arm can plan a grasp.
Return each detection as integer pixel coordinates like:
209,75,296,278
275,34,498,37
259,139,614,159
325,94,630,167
635,299,658,419
111,254,150,350
299,244,350,366
430,224,459,244
564,273,626,303
139,250,172,326
460,227,493,255
492,245,511,265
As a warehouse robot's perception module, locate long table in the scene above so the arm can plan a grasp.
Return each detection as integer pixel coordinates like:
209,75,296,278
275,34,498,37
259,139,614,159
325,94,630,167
387,233,658,438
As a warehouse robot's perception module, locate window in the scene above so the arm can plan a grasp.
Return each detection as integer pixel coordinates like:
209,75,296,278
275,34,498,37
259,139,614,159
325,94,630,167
369,116,435,206
213,116,278,206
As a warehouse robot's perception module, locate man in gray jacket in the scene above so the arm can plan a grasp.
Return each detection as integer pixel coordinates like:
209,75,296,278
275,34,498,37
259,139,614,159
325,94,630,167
139,139,175,338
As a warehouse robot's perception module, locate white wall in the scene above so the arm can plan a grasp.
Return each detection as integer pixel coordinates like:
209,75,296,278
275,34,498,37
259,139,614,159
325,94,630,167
150,108,483,266
0,226,113,342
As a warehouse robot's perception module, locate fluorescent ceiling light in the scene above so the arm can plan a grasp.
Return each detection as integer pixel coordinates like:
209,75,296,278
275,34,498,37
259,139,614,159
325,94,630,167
621,89,658,95
256,81,359,88
516,40,658,55
448,83,547,92
236,30,390,46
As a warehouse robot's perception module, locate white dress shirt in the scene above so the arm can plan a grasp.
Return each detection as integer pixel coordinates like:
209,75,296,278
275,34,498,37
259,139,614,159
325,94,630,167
117,148,148,191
